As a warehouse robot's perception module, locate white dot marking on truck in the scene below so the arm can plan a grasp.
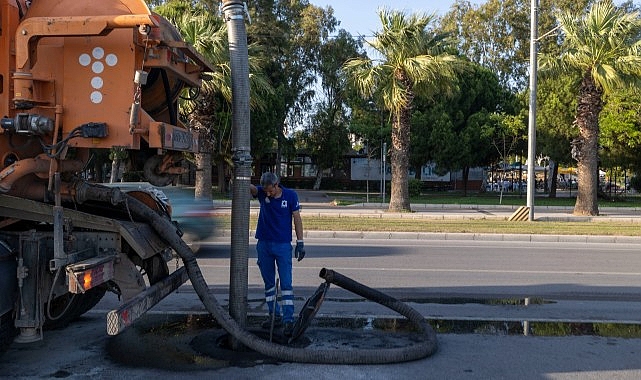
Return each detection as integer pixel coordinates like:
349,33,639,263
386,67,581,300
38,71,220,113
90,91,103,104
92,47,105,60
92,61,104,74
79,54,91,66
79,48,119,104
91,77,103,89
105,54,118,66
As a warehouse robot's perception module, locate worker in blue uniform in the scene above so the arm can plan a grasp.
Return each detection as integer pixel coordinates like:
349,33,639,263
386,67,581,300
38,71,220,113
250,172,305,336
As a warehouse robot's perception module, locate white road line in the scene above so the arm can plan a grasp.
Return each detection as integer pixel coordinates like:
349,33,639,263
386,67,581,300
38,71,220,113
195,264,641,276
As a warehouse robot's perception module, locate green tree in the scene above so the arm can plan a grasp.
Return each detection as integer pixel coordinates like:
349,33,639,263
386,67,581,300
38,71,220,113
487,113,527,202
536,74,578,197
413,63,514,195
343,9,465,211
440,0,592,92
539,0,641,215
155,1,271,198
302,29,362,190
246,1,336,172
600,87,641,174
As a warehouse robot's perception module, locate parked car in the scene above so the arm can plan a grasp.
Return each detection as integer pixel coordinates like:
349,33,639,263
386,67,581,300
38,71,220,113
104,182,217,253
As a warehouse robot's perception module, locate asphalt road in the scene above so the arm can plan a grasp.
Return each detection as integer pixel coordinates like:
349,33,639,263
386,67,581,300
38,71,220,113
198,238,641,301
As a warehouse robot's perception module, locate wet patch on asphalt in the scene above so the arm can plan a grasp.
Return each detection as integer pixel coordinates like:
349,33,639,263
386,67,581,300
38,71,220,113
107,314,424,370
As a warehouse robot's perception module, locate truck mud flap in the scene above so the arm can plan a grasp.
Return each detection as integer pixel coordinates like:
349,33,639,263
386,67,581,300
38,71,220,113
106,266,188,335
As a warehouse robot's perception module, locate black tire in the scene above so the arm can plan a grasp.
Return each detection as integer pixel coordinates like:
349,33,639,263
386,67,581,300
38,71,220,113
43,286,107,330
132,253,170,286
0,309,17,355
143,155,175,187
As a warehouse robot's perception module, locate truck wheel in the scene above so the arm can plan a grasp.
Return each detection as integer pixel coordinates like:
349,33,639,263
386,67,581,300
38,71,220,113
0,309,17,355
136,254,170,286
43,286,107,330
143,155,175,187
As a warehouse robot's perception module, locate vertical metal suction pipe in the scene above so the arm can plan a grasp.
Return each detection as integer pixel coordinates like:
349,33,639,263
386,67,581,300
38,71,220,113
222,0,253,348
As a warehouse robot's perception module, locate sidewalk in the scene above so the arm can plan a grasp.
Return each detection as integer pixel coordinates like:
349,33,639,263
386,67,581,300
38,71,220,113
94,285,641,328
219,189,641,222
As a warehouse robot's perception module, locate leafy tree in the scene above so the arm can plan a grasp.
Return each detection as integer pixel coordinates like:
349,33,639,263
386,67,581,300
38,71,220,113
440,0,592,92
246,1,337,172
347,99,390,157
487,113,527,202
301,29,363,190
413,63,514,195
343,9,465,211
539,0,641,215
600,87,641,171
536,74,579,197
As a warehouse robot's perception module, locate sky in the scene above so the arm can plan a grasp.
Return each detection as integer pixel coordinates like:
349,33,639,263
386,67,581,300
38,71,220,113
308,0,479,37
309,0,633,37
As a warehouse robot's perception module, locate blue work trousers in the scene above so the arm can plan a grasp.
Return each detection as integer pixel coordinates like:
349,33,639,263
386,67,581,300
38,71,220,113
256,240,294,322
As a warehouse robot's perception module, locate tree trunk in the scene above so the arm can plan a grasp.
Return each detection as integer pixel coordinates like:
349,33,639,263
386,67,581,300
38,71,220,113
216,160,227,194
109,159,120,183
573,75,603,216
95,156,105,183
462,166,469,197
388,107,411,212
548,160,558,198
195,152,212,201
313,168,323,190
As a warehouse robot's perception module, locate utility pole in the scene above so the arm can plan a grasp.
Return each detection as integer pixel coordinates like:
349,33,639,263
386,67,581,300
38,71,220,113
526,0,539,221
382,142,387,204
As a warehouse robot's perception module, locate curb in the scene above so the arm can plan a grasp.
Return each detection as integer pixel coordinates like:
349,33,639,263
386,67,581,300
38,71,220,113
212,230,641,244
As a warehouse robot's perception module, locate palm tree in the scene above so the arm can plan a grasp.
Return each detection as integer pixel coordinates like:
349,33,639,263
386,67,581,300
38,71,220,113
539,1,641,216
171,10,231,200
343,9,464,212
156,2,271,199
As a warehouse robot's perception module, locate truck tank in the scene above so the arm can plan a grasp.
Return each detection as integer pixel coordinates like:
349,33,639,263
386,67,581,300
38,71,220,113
0,0,214,354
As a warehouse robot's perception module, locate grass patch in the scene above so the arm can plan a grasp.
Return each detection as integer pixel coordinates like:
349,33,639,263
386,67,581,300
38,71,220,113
211,215,641,236
325,191,641,208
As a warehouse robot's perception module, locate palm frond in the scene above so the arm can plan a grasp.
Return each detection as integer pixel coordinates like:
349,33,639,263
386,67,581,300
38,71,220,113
540,0,641,93
343,57,379,98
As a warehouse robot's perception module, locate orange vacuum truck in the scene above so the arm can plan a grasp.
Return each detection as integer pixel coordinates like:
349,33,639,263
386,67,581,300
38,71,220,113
0,0,214,354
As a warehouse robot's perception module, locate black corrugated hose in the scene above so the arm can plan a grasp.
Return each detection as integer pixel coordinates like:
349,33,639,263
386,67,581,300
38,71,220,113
81,183,438,364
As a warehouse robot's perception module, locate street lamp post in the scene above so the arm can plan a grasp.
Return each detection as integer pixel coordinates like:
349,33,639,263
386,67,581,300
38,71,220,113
380,143,383,197
366,140,370,203
526,0,539,221
368,101,386,203
381,143,387,203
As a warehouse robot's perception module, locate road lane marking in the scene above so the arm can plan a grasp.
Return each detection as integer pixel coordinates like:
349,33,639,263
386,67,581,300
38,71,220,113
195,264,641,276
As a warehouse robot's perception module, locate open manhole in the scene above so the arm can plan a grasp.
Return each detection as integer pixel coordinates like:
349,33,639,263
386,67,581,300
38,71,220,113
107,313,427,370
107,314,228,371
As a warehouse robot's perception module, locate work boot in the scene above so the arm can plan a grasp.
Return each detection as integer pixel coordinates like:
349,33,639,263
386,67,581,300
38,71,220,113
261,314,282,329
283,321,294,337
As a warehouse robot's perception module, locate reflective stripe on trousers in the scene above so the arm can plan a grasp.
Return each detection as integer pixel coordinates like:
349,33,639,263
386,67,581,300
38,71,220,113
256,240,294,322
